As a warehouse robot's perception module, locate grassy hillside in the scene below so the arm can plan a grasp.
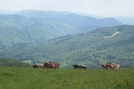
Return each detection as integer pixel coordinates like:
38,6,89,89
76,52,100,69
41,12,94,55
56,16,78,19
0,25,134,68
0,58,30,67
0,68,134,89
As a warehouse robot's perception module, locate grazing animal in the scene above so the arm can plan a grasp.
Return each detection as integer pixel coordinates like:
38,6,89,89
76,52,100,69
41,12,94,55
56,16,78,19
31,60,45,68
49,62,60,68
109,62,120,69
106,62,115,69
98,62,111,69
43,62,60,68
115,64,120,69
72,64,87,69
31,60,60,69
98,61,120,69
32,63,44,68
32,64,39,68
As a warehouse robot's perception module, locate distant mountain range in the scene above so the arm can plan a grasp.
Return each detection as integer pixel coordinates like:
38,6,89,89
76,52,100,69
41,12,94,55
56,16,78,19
17,10,122,31
0,25,134,68
0,14,78,46
0,10,122,46
115,16,134,25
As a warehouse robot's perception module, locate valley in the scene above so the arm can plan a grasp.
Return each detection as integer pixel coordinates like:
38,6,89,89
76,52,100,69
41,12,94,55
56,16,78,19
0,10,134,68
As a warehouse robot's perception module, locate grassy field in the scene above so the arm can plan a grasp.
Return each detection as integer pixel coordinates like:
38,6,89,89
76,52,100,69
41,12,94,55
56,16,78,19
0,67,134,89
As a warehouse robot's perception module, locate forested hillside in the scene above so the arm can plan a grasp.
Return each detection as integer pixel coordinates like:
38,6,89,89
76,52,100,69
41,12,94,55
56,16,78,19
0,25,134,68
0,14,78,46
0,10,122,46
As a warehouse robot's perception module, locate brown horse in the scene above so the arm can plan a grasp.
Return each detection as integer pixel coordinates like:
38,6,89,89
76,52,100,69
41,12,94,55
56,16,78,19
49,62,60,68
43,62,60,68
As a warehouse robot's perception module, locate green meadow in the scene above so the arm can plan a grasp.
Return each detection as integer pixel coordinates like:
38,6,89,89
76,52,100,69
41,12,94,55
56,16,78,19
0,68,134,89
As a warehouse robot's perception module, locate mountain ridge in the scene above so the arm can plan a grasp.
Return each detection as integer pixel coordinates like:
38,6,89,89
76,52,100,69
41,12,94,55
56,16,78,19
0,10,122,46
17,10,122,30
0,25,134,68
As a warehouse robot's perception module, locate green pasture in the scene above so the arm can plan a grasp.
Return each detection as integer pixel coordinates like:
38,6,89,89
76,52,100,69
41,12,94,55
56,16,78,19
0,67,134,89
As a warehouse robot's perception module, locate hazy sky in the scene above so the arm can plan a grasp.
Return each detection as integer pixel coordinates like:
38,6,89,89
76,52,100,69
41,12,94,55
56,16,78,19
0,0,134,17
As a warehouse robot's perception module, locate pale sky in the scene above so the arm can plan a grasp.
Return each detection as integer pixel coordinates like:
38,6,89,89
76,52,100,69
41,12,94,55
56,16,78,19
0,0,134,17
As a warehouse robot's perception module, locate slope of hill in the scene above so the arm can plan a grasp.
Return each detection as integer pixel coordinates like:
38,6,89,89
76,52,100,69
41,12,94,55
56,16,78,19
0,58,30,67
0,14,78,46
0,10,122,46
0,25,134,68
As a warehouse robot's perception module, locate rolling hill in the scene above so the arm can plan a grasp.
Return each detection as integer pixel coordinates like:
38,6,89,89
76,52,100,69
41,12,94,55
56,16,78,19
0,25,134,68
0,58,30,67
0,10,122,46
0,14,78,46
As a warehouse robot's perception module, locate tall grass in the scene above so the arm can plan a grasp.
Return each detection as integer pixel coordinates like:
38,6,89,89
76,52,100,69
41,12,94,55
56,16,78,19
0,67,134,89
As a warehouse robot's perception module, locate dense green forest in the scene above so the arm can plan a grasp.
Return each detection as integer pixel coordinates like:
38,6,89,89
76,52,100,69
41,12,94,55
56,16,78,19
0,25,134,68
